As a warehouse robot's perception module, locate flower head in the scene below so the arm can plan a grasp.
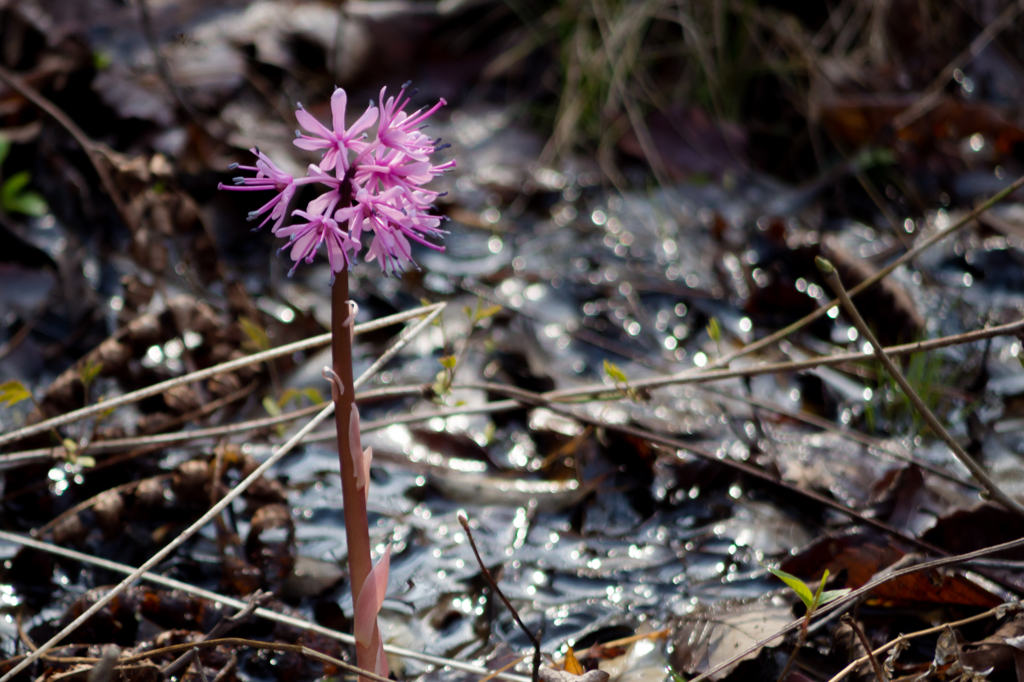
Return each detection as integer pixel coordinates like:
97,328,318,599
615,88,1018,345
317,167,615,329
294,88,379,173
217,148,296,232
221,84,453,277
376,84,447,162
275,210,355,282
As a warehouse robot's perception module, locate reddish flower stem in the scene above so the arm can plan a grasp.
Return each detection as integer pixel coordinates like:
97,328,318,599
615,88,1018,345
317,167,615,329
331,274,381,680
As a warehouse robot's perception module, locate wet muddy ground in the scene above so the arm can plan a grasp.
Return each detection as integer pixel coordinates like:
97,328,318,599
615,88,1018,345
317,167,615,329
4,2,1024,682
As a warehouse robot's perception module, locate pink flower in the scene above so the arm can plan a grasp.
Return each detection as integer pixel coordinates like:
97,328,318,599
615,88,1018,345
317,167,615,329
333,186,447,276
276,210,354,281
218,148,296,232
220,84,455,277
294,88,378,173
375,84,447,162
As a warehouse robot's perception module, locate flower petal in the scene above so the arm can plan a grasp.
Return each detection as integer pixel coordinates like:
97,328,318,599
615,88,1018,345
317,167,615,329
331,88,348,138
296,107,334,141
293,137,332,151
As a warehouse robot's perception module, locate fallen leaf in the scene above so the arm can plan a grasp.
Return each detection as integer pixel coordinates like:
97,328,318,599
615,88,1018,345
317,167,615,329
671,597,792,679
781,534,1002,608
539,669,610,682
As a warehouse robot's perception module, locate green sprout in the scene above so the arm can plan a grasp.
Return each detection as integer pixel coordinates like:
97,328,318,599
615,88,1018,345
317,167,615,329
60,438,95,468
763,564,851,682
0,380,32,408
764,565,850,614
263,387,324,436
603,359,640,402
239,316,271,352
706,317,722,357
0,137,48,217
79,358,104,394
433,354,457,398
0,379,95,466
463,301,503,325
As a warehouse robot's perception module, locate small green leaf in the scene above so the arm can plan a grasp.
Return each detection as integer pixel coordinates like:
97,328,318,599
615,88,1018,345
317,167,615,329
432,369,451,397
419,298,441,325
855,146,897,169
0,380,31,408
810,570,850,609
439,355,457,370
92,50,113,70
706,317,721,343
1,170,30,200
819,588,852,607
603,359,629,385
811,569,829,609
61,439,94,467
0,136,10,167
300,387,324,405
6,190,48,216
239,316,270,352
473,305,503,323
79,358,104,390
277,388,300,408
764,564,816,610
263,396,283,417
262,396,287,436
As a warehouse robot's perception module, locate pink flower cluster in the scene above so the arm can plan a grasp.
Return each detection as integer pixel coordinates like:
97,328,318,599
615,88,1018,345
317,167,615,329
220,84,455,279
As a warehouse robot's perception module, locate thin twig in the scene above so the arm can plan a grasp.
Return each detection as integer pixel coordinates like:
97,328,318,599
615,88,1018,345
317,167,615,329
192,648,211,682
840,615,886,682
824,606,1009,682
34,475,171,537
692,173,1024,379
775,621,807,682
135,0,208,132
125,637,392,682
0,64,132,229
161,591,270,677
690,535,1024,682
17,308,1005,465
470,272,1024,400
696,385,979,489
816,256,1024,520
543,316,1024,402
891,0,1023,131
0,305,446,682
298,399,521,445
209,655,237,682
0,303,444,449
2,524,1017,682
0,529,531,682
458,380,1001,562
0,384,434,468
458,513,541,682
0,315,39,361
